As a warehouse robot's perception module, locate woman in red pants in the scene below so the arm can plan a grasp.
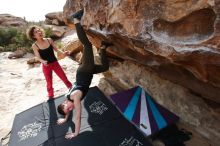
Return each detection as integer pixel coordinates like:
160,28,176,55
27,26,72,99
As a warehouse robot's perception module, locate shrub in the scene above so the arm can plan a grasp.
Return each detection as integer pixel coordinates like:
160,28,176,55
44,27,53,38
0,27,33,52
0,27,18,46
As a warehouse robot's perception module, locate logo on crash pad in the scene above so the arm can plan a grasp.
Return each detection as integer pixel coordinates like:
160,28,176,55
119,136,143,146
89,101,108,115
17,122,42,141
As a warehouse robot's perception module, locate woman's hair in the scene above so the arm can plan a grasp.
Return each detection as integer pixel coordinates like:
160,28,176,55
26,25,45,41
57,104,66,115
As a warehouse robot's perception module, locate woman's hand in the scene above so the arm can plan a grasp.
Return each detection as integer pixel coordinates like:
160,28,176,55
57,118,67,125
65,132,78,139
63,51,70,57
42,60,48,66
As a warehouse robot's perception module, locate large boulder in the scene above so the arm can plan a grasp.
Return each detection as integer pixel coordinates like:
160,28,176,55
0,14,27,27
43,25,67,38
63,0,220,104
57,29,83,61
8,48,26,59
45,12,66,26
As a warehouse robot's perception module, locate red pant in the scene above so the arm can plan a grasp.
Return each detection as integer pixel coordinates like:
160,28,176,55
42,61,72,97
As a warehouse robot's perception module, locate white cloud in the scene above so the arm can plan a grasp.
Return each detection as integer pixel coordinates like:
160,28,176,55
0,0,66,22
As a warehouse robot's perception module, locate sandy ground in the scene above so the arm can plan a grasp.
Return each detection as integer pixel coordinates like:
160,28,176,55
0,52,102,141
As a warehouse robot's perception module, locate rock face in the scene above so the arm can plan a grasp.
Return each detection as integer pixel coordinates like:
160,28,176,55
63,0,220,104
0,14,27,27
44,12,70,39
43,24,67,38
62,0,220,145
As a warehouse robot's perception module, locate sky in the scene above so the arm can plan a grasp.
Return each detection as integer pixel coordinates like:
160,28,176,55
0,0,66,22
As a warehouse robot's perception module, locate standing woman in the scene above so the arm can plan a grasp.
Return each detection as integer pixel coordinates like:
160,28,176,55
26,26,72,99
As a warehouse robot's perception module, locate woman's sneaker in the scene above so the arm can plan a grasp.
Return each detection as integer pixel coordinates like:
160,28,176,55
71,9,84,21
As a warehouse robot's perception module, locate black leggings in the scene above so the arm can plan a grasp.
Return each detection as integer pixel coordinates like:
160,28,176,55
75,23,109,74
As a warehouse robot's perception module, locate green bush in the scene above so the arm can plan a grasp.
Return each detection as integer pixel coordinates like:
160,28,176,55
15,31,32,48
44,27,53,38
0,27,33,52
0,27,18,46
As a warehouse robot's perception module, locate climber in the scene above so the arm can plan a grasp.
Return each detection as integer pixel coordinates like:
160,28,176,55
57,9,112,139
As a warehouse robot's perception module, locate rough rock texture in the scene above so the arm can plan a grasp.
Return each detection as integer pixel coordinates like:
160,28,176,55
62,0,220,145
57,29,83,61
44,12,69,39
0,14,27,27
45,12,65,26
8,49,26,59
63,0,220,103
98,60,220,146
43,25,67,38
26,57,40,65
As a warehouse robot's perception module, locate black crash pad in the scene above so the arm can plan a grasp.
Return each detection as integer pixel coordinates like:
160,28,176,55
9,86,152,146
